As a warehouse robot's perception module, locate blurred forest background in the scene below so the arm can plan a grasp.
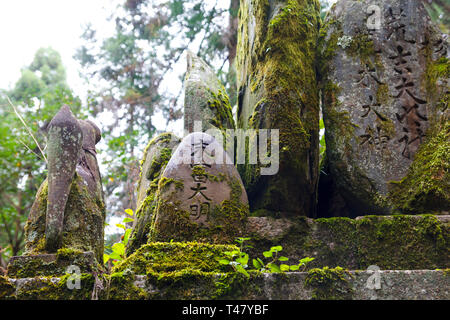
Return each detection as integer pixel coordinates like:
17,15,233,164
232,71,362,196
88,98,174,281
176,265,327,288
0,0,448,268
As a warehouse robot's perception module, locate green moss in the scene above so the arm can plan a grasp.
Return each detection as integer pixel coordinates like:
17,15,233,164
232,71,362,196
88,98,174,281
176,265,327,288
0,276,15,300
56,248,84,261
206,88,235,131
191,165,223,183
237,0,321,216
159,177,184,192
115,242,239,275
23,173,105,263
106,271,148,300
345,34,375,62
424,55,450,103
7,251,102,278
305,266,353,300
13,273,97,300
355,215,449,269
388,120,450,214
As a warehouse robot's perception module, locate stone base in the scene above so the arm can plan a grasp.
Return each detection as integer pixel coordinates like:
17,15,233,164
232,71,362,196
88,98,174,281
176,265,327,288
244,215,450,270
1,270,448,300
7,250,100,278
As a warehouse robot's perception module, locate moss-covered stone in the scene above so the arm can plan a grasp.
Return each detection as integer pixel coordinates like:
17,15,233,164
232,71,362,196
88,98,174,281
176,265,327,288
245,214,449,270
149,133,249,244
387,120,450,214
6,250,102,278
355,215,449,269
237,0,321,217
23,173,105,263
115,242,239,275
11,273,97,300
127,133,180,256
305,266,353,300
320,0,449,215
0,276,14,300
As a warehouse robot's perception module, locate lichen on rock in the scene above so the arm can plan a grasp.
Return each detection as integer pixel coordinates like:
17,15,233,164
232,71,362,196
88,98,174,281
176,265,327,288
237,0,321,217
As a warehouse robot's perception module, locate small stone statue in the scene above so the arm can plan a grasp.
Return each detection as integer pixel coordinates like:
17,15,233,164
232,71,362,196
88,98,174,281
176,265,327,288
22,105,105,263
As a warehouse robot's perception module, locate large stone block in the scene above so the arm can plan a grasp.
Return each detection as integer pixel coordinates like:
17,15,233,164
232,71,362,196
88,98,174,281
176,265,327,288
236,0,321,217
320,0,449,214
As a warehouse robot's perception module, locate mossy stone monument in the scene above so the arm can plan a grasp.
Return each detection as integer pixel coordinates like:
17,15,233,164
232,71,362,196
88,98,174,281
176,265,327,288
126,133,181,255
7,106,105,277
184,51,236,133
236,0,321,217
320,0,449,215
149,132,249,244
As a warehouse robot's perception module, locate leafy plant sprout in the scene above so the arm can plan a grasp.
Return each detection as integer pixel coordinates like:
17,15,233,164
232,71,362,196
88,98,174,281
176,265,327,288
219,237,315,277
103,208,134,268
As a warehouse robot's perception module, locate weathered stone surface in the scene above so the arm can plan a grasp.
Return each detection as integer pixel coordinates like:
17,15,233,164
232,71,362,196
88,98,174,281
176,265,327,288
149,132,249,244
22,106,105,263
127,133,181,255
7,250,98,278
244,215,449,270
45,105,83,252
320,0,449,214
236,0,321,217
184,51,235,133
116,242,238,275
2,270,448,300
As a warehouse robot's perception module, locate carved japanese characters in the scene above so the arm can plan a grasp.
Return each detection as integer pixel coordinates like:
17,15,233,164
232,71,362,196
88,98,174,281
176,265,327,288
23,106,105,262
321,0,449,214
149,132,249,243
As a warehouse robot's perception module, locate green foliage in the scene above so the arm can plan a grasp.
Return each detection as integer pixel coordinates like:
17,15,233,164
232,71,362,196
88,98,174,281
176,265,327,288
218,237,252,278
254,245,315,273
219,237,314,277
423,0,449,33
103,209,135,267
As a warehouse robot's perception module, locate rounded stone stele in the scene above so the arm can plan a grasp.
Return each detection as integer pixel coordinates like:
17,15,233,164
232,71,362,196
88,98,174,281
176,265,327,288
149,132,249,244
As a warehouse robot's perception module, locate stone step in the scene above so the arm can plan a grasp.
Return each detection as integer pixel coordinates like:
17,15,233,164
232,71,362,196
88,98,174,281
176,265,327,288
1,269,448,300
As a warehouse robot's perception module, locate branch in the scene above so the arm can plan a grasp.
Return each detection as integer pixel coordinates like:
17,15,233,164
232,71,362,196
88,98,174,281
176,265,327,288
4,95,48,164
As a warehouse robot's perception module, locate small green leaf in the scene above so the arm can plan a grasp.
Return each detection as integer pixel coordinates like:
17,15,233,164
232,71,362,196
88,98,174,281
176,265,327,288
236,254,249,266
279,256,289,262
299,257,315,265
219,259,230,265
253,259,262,269
109,252,122,260
116,223,126,230
280,264,290,272
103,254,110,264
125,208,134,216
268,263,281,273
235,265,250,278
290,265,300,271
270,245,283,252
112,242,125,256
263,251,273,258
123,228,132,246
122,217,134,223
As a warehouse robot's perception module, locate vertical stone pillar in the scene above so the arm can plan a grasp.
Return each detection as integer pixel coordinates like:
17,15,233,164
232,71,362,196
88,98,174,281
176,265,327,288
320,0,449,214
236,0,321,216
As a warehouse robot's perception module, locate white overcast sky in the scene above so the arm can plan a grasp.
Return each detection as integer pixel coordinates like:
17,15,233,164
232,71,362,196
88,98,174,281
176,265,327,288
0,0,117,95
